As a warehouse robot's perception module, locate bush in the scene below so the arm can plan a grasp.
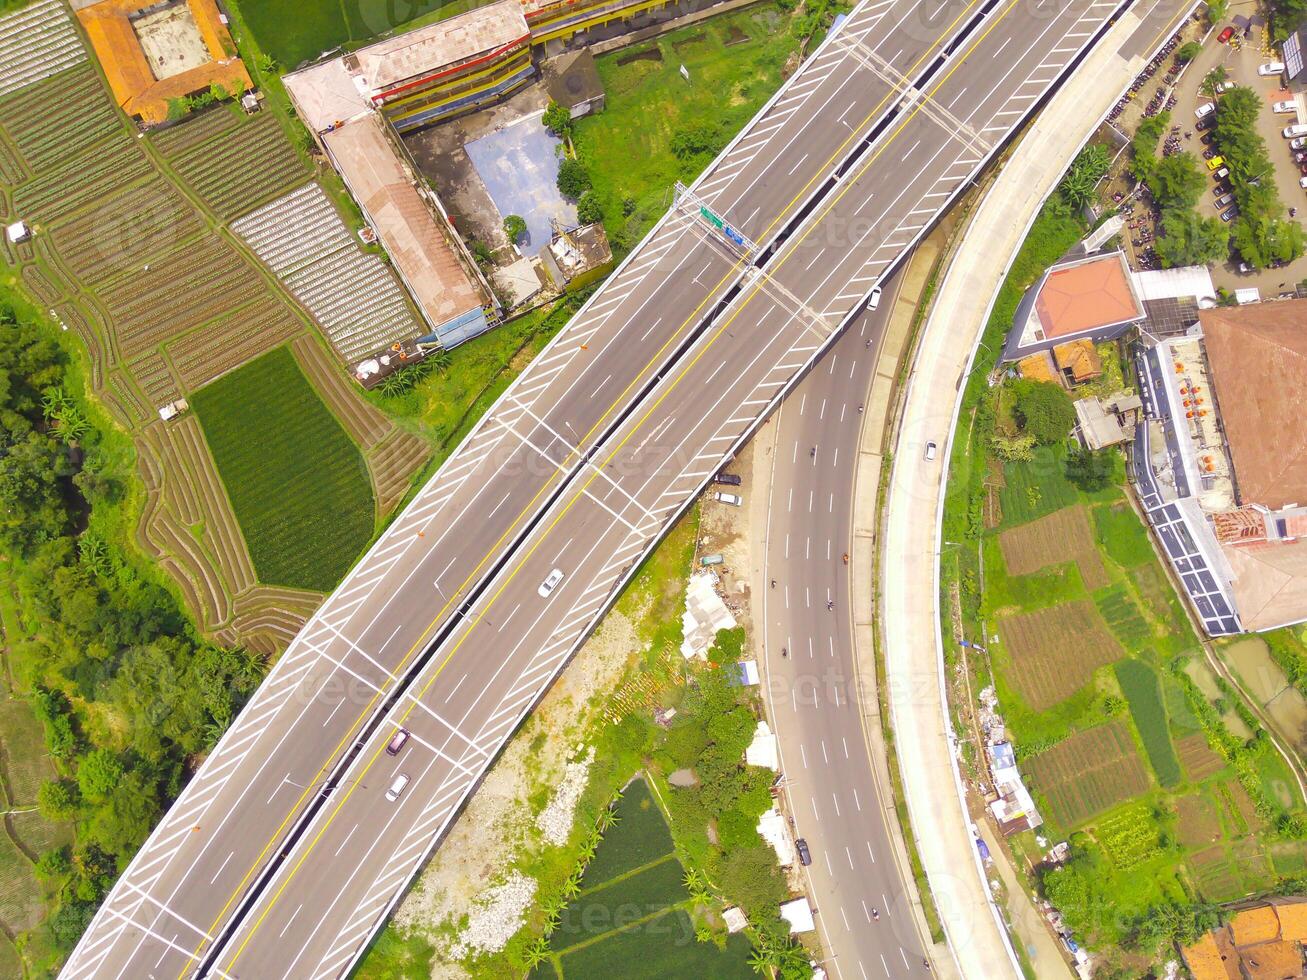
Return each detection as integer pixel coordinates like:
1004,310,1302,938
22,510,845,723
77,748,123,803
1059,143,1111,209
1010,379,1075,444
1177,41,1202,61
1065,446,1115,491
38,779,80,822
557,158,591,199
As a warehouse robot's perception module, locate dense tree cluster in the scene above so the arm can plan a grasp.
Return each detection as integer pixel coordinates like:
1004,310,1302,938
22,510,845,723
1213,86,1305,268
0,299,262,959
1131,110,1231,267
1010,379,1076,445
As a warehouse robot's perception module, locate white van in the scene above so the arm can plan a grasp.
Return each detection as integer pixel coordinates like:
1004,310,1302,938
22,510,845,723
385,773,410,802
1284,124,1307,138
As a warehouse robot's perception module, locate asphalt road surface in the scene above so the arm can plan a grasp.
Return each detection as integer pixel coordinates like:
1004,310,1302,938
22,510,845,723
198,2,1136,975
63,2,977,974
759,273,933,980
64,0,1136,975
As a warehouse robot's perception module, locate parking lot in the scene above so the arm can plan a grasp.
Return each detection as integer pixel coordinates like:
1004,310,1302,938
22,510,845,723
1163,6,1307,294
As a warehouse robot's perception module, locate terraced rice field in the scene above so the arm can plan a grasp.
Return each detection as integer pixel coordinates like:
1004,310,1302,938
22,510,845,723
997,601,1123,710
1025,721,1150,828
193,347,375,592
998,504,1107,589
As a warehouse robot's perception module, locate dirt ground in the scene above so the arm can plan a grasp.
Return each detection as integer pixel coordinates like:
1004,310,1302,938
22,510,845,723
403,84,552,257
695,440,755,637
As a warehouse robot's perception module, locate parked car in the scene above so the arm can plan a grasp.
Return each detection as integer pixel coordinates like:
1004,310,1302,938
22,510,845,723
538,567,565,598
1284,124,1307,138
714,471,742,486
1211,166,1230,180
1299,176,1307,189
1212,182,1232,197
1196,115,1216,131
1273,100,1298,114
1291,136,1307,149
1215,192,1235,208
1221,206,1240,222
1194,101,1216,119
714,491,743,506
1214,80,1235,93
700,553,724,566
1206,155,1226,171
1260,60,1286,75
1200,132,1215,145
796,838,812,866
1217,26,1235,43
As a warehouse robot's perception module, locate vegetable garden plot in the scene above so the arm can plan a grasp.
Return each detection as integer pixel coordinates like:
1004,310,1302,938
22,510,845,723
998,504,1108,589
1025,721,1149,828
166,112,310,221
997,600,1123,710
1175,733,1224,782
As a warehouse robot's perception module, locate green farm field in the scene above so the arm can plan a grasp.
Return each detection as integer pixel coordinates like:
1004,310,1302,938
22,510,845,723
193,346,374,591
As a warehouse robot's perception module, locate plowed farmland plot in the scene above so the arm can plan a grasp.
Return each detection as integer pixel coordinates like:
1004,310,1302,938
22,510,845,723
1025,721,1149,828
997,601,1123,710
165,112,310,220
0,63,119,170
193,347,374,592
1176,733,1224,781
1176,795,1222,848
97,235,267,358
998,504,1108,588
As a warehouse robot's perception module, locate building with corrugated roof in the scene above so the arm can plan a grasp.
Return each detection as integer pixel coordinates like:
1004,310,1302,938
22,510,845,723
1133,297,1307,635
1181,900,1307,980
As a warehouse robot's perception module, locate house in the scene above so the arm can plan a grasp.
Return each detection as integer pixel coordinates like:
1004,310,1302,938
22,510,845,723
1002,251,1144,362
540,222,614,291
1181,899,1307,980
1134,298,1307,635
1074,392,1142,450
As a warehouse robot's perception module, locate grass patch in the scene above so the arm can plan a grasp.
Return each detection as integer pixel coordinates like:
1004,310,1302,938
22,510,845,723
0,698,56,805
997,444,1088,526
576,5,801,253
353,926,437,980
1093,503,1155,569
554,908,754,979
193,345,374,591
1114,659,1181,787
554,856,687,950
580,778,674,888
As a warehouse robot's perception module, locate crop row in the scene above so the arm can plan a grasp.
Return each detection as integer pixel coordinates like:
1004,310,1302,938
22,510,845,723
152,104,243,157
0,64,119,170
171,113,308,221
1026,721,1150,828
99,237,264,358
49,176,201,285
1000,600,1123,711
130,350,182,406
1094,803,1159,870
170,293,303,390
1114,658,1181,787
13,139,150,225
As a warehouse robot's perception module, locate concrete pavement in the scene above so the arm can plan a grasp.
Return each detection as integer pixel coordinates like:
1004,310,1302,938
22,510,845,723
878,3,1196,978
205,3,1136,972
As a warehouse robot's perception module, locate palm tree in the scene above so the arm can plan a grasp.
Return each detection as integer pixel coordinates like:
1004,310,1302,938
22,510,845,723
523,937,550,968
561,869,582,899
596,805,618,832
748,946,777,975
694,924,712,944
426,348,452,376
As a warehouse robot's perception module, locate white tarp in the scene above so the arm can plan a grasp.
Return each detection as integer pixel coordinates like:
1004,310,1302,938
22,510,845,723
780,897,816,933
756,807,795,867
745,720,779,771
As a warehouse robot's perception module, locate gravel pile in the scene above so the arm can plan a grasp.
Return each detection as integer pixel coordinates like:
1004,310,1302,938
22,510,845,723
448,871,539,960
536,746,595,845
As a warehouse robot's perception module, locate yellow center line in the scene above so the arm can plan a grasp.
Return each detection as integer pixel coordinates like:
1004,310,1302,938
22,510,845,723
221,0,1025,968
178,2,987,972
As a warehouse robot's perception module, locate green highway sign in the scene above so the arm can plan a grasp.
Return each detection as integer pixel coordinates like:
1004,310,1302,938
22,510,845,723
699,205,723,229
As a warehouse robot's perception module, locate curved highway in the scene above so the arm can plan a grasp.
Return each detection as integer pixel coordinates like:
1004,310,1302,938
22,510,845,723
759,269,935,979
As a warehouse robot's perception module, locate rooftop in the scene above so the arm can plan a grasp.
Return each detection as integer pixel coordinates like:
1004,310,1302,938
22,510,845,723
321,114,486,331
354,0,528,95
76,0,250,125
1034,251,1143,340
1200,298,1307,511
